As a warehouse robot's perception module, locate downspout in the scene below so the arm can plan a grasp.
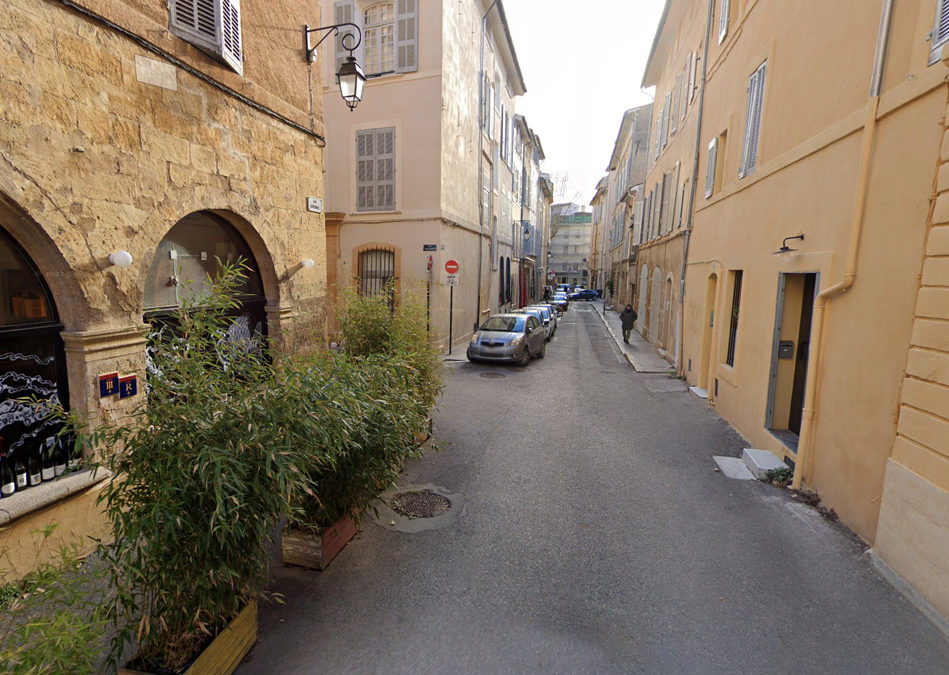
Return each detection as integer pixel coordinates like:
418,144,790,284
792,0,892,490
476,0,499,330
678,0,715,371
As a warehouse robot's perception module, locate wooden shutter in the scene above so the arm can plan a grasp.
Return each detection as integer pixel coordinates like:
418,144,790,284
220,0,241,73
661,92,671,148
671,73,681,133
670,162,681,229
706,138,718,197
356,129,375,211
689,51,698,102
739,62,766,177
169,0,241,74
931,0,949,63
335,0,355,73
719,0,730,43
396,0,418,73
376,128,395,210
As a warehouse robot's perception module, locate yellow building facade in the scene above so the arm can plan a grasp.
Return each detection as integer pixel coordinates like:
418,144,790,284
668,0,949,621
1,0,328,578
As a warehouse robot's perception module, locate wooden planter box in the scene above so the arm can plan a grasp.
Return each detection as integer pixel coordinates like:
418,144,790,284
282,512,357,570
119,599,257,675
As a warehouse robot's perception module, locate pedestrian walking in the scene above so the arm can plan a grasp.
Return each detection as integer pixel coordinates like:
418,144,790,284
619,304,638,343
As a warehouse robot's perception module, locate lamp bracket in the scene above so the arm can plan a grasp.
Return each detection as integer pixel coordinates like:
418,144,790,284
304,23,362,63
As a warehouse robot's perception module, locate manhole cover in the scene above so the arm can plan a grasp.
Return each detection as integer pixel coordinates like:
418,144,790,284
480,372,505,379
390,490,452,518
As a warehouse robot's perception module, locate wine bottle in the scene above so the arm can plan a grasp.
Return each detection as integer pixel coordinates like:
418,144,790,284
53,438,67,476
65,435,80,470
41,438,56,481
1,458,15,497
27,448,42,486
14,454,28,490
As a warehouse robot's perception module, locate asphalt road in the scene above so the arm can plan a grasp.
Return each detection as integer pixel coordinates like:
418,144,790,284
240,303,949,674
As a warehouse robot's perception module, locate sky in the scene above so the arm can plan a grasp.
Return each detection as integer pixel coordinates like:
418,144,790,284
502,0,666,206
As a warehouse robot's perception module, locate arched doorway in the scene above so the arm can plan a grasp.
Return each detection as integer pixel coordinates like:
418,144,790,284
0,226,69,492
649,267,663,343
144,211,267,340
699,272,719,390
638,265,649,331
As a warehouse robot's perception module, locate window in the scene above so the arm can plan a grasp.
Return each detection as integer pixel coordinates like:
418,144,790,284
719,0,730,44
725,270,743,366
334,0,416,76
931,0,949,64
739,61,766,178
169,0,242,74
661,92,671,148
671,72,682,133
356,127,395,211
705,137,718,198
358,248,396,308
364,3,395,75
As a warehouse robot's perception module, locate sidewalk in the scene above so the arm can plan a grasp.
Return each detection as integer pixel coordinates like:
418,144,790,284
593,300,671,373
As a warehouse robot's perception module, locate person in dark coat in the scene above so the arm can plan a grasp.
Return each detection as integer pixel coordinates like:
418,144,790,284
619,304,638,343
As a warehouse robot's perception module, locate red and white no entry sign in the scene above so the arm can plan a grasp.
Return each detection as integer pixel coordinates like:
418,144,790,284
445,259,460,274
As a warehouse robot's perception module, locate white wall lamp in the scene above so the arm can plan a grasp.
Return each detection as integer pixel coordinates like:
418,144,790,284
109,250,133,268
304,23,366,111
300,258,315,269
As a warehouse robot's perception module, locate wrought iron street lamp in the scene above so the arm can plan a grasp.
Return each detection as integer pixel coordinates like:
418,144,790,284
304,23,367,111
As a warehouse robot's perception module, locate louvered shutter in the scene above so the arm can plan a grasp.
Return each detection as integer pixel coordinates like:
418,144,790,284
654,114,661,160
930,0,949,64
219,0,241,73
739,62,766,178
396,0,418,73
689,51,697,102
670,162,681,229
169,0,242,74
356,129,375,211
671,73,681,133
706,138,718,197
719,0,730,43
335,1,355,73
661,92,671,148
376,128,395,210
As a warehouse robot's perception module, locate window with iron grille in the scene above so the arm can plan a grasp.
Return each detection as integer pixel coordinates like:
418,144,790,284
356,127,395,211
169,0,242,74
358,248,396,308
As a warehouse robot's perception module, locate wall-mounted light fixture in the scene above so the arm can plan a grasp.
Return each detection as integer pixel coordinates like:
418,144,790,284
300,258,315,269
304,23,366,111
773,233,805,254
109,250,133,267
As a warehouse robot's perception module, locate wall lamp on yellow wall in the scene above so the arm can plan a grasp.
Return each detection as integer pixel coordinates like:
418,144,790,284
109,250,133,267
304,23,366,111
774,233,805,254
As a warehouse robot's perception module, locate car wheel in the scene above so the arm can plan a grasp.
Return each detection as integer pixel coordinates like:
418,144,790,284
518,346,530,367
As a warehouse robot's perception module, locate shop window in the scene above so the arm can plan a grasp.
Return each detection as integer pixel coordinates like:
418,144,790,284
0,227,70,498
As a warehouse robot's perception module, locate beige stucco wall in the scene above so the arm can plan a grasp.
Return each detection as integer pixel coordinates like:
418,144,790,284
682,0,945,546
1,0,327,577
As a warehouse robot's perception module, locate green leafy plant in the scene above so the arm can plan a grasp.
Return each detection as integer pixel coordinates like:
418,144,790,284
0,524,108,674
766,465,794,486
82,262,317,672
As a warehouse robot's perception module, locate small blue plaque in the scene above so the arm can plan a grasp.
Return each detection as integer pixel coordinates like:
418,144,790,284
119,375,138,399
98,372,119,398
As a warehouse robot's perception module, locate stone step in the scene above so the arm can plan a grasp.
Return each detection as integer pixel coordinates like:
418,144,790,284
742,448,788,480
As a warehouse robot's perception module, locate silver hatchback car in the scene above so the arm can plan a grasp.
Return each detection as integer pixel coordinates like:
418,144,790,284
467,313,547,365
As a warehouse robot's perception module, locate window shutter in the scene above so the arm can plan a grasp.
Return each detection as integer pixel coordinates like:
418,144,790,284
931,0,949,64
671,73,681,133
169,0,241,74
739,62,766,177
634,201,644,228
706,138,718,197
680,64,688,119
670,162,681,229
719,0,730,43
219,0,241,73
396,0,418,73
356,129,375,211
335,1,355,72
654,115,661,160
661,92,671,148
689,51,698,102
376,128,395,210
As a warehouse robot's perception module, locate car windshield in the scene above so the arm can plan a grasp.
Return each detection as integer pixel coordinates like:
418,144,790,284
480,316,524,332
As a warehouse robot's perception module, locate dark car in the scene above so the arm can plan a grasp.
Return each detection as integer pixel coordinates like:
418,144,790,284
467,313,547,365
572,289,599,301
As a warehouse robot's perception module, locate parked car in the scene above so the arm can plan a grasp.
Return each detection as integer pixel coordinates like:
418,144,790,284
515,307,553,341
467,313,547,366
552,293,569,312
571,289,600,301
526,304,557,337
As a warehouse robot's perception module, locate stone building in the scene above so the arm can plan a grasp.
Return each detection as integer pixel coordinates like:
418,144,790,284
548,203,592,289
320,0,534,347
1,0,329,577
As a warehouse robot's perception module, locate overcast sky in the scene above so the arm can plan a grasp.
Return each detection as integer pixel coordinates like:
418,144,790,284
503,0,666,206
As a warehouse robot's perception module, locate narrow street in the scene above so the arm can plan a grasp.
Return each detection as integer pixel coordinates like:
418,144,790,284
241,304,949,674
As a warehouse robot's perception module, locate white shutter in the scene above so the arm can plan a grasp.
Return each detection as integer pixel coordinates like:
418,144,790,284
334,1,355,72
671,72,682,133
931,0,949,64
680,64,688,120
706,138,718,197
654,114,661,160
396,0,418,73
739,62,766,177
719,0,730,43
169,0,241,74
219,0,241,74
634,201,644,228
356,129,375,211
376,128,396,210
689,51,697,102
670,162,681,229
661,92,671,148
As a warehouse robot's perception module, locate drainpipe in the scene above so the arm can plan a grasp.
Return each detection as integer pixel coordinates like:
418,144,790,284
476,0,499,330
678,0,715,371
792,0,892,490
